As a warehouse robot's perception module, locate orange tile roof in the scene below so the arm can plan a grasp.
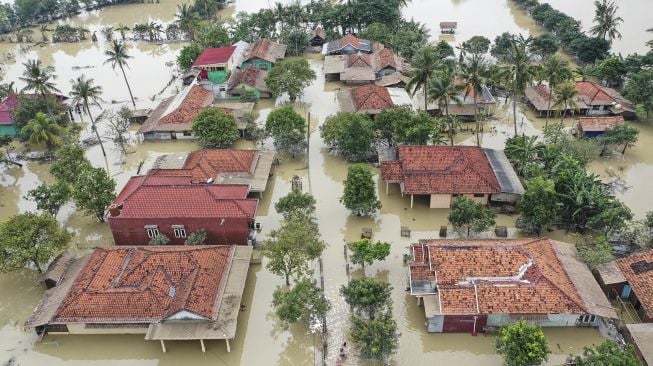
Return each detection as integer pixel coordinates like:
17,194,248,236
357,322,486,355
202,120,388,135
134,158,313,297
374,48,398,70
111,176,257,219
381,146,501,195
52,246,233,323
409,239,588,315
578,116,625,132
339,34,361,49
347,53,372,68
149,149,258,183
617,249,653,319
137,85,214,134
244,39,286,64
350,84,394,112
230,65,268,92
575,81,614,105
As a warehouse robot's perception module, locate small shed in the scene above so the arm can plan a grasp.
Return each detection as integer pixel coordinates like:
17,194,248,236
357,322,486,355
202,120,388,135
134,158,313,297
130,109,152,124
310,27,327,47
577,116,625,138
440,22,458,34
595,260,628,298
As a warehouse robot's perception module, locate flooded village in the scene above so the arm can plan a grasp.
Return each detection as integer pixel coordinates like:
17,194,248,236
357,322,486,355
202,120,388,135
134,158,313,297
1,0,653,365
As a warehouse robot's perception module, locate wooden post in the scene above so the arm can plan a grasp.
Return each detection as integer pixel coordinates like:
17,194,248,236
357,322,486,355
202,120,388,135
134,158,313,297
200,339,206,353
225,338,231,353
410,194,414,208
386,182,388,195
160,340,167,353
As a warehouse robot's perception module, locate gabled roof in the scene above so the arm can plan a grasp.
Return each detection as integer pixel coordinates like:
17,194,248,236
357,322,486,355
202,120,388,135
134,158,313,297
376,72,410,87
111,175,257,219
48,246,234,323
338,84,394,114
149,149,259,183
374,48,400,71
311,26,326,40
324,34,372,54
525,82,634,113
617,249,653,319
578,116,625,132
192,46,237,67
409,239,614,317
229,66,268,92
243,39,287,64
137,85,214,134
381,146,501,195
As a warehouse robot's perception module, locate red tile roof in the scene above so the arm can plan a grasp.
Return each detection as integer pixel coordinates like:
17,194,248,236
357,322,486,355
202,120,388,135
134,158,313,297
578,116,625,132
617,249,653,319
410,239,588,315
339,34,361,49
0,94,19,125
350,84,394,112
381,146,501,195
51,246,234,323
347,53,372,68
575,81,614,105
111,176,257,219
230,65,268,92
244,39,286,64
149,149,258,183
374,48,398,70
192,46,236,67
137,85,214,134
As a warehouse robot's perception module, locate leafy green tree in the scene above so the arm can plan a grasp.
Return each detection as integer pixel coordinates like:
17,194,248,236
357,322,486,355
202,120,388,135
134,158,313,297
596,56,627,87
265,57,316,102
175,3,199,40
517,176,560,236
262,211,326,286
491,32,517,62
341,164,381,216
320,112,375,161
26,181,70,216
149,234,170,246
11,94,65,132
391,19,430,59
21,112,65,150
185,229,207,245
539,56,573,127
177,42,203,70
196,21,230,48
461,35,491,56
50,143,91,185
0,212,72,273
72,167,116,223
600,124,639,155
282,29,309,56
587,200,633,235
265,105,307,156
349,239,390,269
496,320,551,366
361,22,391,46
340,277,392,319
529,33,559,59
351,312,398,362
623,70,653,118
191,107,239,148
275,191,316,219
570,36,611,64
272,279,330,327
375,106,413,146
448,196,496,237
104,40,135,107
577,236,615,270
574,340,639,366
239,88,259,103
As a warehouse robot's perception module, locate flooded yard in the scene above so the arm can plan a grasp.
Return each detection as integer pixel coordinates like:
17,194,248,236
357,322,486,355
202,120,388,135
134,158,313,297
1,0,652,365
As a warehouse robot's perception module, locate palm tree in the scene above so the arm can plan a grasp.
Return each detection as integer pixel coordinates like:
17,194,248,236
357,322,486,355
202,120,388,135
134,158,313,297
539,56,572,128
176,3,198,41
21,112,64,150
575,65,598,82
552,81,579,130
590,0,623,41
104,40,136,108
19,59,61,113
427,70,463,145
115,24,130,41
70,75,106,157
459,55,488,146
498,40,539,136
101,26,114,42
406,45,440,112
39,25,51,42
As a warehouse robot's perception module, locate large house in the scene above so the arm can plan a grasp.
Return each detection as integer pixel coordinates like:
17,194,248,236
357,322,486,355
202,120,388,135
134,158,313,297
337,84,415,116
148,149,275,194
240,39,287,71
26,245,252,353
576,116,625,138
228,65,271,99
525,81,636,119
107,176,258,246
380,146,524,208
323,34,372,55
408,238,617,333
137,84,214,140
193,42,249,99
324,47,407,85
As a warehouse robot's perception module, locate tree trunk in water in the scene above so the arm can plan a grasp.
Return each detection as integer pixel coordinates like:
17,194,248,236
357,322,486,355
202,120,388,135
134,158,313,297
622,144,628,154
545,88,552,128
33,259,42,273
512,90,518,136
423,77,428,112
474,96,480,147
85,100,107,158
285,273,290,287
446,103,453,146
119,62,136,108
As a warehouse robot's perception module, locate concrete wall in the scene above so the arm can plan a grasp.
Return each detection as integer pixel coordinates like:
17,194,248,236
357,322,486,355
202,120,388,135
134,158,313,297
66,323,148,335
430,194,452,208
486,313,582,328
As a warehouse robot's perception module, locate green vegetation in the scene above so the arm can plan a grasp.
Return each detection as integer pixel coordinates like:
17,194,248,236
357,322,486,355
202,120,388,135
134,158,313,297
600,124,640,155
265,105,307,157
577,236,615,270
274,191,316,219
265,57,316,102
349,239,391,269
321,112,375,162
516,176,559,236
341,164,381,216
191,108,239,148
71,166,116,223
496,320,551,366
351,312,398,362
272,278,330,327
26,181,70,217
0,212,72,273
149,234,171,246
70,74,105,157
21,112,64,150
448,196,496,238
104,40,135,107
340,277,392,319
573,340,639,366
184,229,207,245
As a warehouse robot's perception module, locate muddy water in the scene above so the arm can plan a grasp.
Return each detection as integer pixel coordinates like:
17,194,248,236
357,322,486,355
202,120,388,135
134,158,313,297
0,0,650,365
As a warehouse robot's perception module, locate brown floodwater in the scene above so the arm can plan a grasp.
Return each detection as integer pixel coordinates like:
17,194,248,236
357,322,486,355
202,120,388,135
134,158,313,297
1,1,652,365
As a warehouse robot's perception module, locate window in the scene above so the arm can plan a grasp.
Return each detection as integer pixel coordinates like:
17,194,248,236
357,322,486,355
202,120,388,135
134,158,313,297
473,193,485,198
145,225,159,238
183,131,192,137
579,314,596,324
172,225,187,238
593,105,601,110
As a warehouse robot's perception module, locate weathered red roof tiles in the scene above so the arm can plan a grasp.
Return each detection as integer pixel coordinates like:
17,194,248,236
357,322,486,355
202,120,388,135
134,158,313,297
617,249,653,319
351,84,394,111
578,116,625,132
339,34,361,49
149,150,258,183
192,46,236,67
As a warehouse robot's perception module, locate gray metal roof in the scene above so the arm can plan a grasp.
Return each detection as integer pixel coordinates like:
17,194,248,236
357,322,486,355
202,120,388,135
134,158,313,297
483,149,525,195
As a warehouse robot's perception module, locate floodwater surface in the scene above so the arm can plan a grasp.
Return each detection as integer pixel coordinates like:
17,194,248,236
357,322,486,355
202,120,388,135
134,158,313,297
1,0,652,365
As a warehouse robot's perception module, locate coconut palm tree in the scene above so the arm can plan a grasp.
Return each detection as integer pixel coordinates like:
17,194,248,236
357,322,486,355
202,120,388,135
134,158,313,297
427,70,464,145
19,59,61,113
539,56,572,128
590,0,623,41
498,40,539,136
406,45,441,112
21,112,64,150
115,24,130,41
104,40,136,108
176,3,198,41
101,26,114,42
553,81,579,127
458,54,488,146
70,75,106,157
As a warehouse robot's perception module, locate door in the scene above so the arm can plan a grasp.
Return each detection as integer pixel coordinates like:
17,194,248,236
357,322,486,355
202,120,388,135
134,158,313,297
621,285,631,299
171,131,177,140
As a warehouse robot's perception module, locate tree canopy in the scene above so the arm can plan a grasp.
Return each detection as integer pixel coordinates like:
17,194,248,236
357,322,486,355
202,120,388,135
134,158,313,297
191,107,240,148
574,340,639,366
265,57,316,102
340,277,392,320
265,105,307,157
448,196,496,237
71,166,116,223
320,112,375,161
274,190,316,219
341,164,381,216
273,278,330,328
496,320,551,366
349,239,390,269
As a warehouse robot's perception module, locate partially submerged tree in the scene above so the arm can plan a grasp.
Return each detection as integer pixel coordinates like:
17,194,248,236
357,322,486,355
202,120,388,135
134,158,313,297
26,181,71,217
275,191,316,219
496,320,551,366
600,124,639,155
272,279,330,327
340,277,392,320
341,164,381,216
265,57,316,101
50,143,92,185
21,112,65,150
71,167,116,223
104,40,136,107
265,105,307,157
191,107,239,148
516,176,560,236
577,236,614,270
573,340,639,366
320,112,375,161
350,312,399,362
448,196,496,237
349,239,391,269
0,212,72,273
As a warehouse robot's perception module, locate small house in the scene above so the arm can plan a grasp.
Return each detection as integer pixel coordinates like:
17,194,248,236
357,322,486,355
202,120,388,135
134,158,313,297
228,66,271,99
376,72,410,88
25,245,252,354
323,34,372,55
337,84,414,117
577,116,625,138
380,146,524,208
408,238,617,333
324,46,406,85
107,175,258,246
310,26,327,47
0,94,20,137
193,42,250,99
413,82,496,120
440,22,457,34
241,39,287,71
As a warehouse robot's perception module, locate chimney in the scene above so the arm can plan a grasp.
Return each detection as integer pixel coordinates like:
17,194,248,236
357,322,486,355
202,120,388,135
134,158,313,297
108,203,122,217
